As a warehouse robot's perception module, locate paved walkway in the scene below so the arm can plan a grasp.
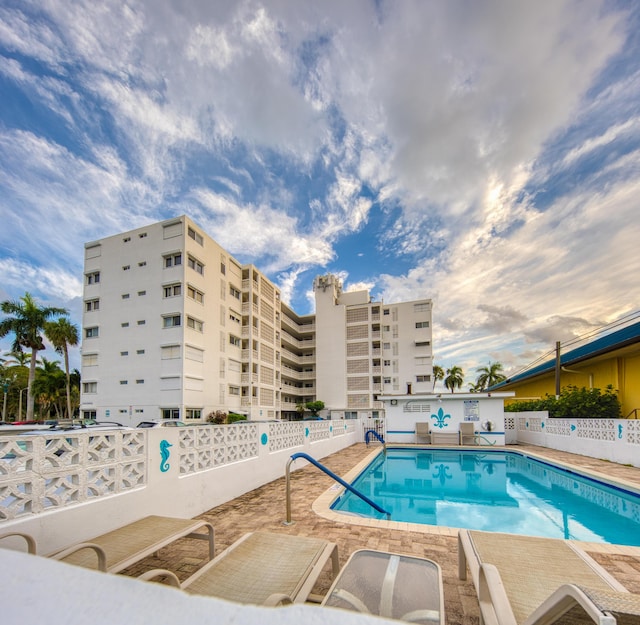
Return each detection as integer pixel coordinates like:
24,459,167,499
123,443,640,625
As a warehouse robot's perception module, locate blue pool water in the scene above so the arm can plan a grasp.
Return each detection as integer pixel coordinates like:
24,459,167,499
331,449,640,546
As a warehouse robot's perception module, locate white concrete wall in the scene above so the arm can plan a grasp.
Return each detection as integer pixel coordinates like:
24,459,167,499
381,393,511,446
0,421,359,554
509,411,640,467
4,548,399,625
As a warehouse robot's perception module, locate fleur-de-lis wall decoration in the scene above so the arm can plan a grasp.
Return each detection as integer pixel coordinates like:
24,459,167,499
431,407,451,429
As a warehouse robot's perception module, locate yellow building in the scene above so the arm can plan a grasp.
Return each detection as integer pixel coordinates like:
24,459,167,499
490,321,640,418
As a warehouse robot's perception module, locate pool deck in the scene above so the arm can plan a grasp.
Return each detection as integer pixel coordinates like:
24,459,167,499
122,443,640,625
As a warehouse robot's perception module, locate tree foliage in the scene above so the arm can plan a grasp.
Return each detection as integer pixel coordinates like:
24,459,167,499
0,293,67,420
444,366,464,393
474,362,506,391
305,400,325,416
505,385,622,419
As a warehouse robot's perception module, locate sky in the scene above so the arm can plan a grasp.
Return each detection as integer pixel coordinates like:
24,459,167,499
0,0,639,388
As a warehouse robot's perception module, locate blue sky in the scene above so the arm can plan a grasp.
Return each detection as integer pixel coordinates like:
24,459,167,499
1,0,639,387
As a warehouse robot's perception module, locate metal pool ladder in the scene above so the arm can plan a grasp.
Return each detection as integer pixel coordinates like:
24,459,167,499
284,452,391,525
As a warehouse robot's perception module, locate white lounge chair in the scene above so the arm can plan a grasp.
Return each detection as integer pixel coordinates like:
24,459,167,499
0,515,215,573
141,531,339,606
415,422,431,444
458,529,635,625
322,549,444,624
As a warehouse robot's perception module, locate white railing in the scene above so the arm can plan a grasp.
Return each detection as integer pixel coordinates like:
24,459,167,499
506,412,640,467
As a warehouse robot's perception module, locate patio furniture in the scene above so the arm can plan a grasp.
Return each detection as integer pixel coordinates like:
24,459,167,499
141,531,340,606
1,515,215,574
459,422,476,445
458,529,631,625
322,549,444,624
415,422,431,444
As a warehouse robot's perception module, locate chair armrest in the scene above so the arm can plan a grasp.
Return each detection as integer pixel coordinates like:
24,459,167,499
0,532,37,554
478,563,518,625
264,593,294,606
138,568,182,588
51,542,108,572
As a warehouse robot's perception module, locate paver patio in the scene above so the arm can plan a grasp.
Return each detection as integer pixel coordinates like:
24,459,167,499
122,443,640,625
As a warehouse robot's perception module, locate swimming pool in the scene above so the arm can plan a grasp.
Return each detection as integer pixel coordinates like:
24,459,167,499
330,448,640,546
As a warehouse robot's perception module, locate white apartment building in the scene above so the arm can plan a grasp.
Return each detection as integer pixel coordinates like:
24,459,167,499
314,274,433,418
80,216,433,424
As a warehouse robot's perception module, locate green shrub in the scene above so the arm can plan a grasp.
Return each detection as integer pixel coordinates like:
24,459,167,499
227,412,247,424
505,385,621,418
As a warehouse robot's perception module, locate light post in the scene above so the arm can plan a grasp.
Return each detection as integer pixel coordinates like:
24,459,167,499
18,387,28,421
1,381,8,422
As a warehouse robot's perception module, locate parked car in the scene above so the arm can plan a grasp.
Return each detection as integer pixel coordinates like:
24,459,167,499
136,420,188,428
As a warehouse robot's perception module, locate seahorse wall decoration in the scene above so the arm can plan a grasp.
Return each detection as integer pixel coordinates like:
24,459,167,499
160,439,172,473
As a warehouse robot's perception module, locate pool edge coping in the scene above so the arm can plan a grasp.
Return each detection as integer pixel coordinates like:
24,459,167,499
311,444,640,556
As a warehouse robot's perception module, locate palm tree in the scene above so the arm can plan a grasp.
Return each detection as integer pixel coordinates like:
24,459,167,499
474,362,506,391
45,317,79,419
0,293,67,420
444,366,464,393
33,357,67,419
432,365,445,391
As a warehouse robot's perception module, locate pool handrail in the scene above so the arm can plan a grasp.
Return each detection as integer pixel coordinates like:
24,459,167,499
364,429,385,447
284,452,391,524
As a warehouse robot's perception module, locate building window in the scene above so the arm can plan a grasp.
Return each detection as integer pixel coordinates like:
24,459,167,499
229,334,241,347
86,271,100,285
121,351,129,356
164,253,182,268
121,322,129,328
163,314,181,328
85,326,99,338
415,341,430,347
229,312,241,324
161,345,181,359
137,320,145,325
138,261,146,267
383,377,391,384
163,283,181,298
83,382,97,393
188,227,203,245
187,316,203,332
383,342,391,350
383,309,390,315
416,375,431,382
230,285,241,300
161,408,180,420
82,353,98,367
229,386,240,396
415,321,429,329
122,293,130,299
83,410,97,419
414,303,430,313
120,380,128,385
136,379,144,384
85,298,100,312
139,232,147,238
188,255,204,275
122,265,130,271
123,237,131,243
221,262,226,275
137,349,145,355
138,290,146,296
187,285,204,303
185,408,202,420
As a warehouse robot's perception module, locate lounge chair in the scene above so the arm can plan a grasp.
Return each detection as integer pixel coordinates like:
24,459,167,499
458,529,635,625
0,515,214,573
459,422,476,445
322,549,444,624
415,422,431,444
141,531,339,606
